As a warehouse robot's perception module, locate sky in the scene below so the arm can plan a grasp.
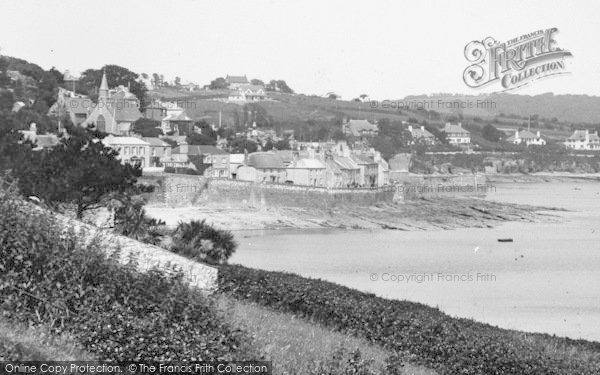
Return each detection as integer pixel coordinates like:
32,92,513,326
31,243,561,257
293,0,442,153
0,0,598,100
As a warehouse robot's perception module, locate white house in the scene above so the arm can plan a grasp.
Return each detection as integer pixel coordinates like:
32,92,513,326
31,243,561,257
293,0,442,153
506,130,546,146
102,135,151,167
443,123,470,145
564,130,600,150
408,125,435,145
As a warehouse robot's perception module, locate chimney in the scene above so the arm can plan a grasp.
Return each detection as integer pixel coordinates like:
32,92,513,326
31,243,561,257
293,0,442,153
408,125,413,132
536,131,540,137
421,126,425,131
458,122,462,128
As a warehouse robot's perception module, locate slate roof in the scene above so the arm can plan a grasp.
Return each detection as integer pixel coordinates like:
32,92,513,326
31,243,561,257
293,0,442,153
333,156,360,170
292,158,326,169
186,145,229,155
409,126,434,139
142,137,171,147
506,130,542,142
247,152,285,169
345,120,378,137
567,130,600,141
102,136,149,145
351,154,377,165
443,123,470,135
226,75,249,84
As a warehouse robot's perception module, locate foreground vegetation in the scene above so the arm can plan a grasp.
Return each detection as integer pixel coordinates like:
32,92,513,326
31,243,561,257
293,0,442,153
0,189,257,361
216,295,435,375
218,265,600,375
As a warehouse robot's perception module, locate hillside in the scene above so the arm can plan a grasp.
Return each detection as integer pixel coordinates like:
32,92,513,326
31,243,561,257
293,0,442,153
151,87,600,138
404,93,600,125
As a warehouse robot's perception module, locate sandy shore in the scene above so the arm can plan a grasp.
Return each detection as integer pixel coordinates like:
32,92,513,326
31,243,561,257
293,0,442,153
145,197,561,231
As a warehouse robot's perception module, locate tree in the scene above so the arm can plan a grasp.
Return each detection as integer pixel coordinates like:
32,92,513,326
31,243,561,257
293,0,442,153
187,133,216,146
132,118,162,137
0,112,33,173
263,139,274,151
14,125,142,218
250,79,264,86
482,124,504,142
209,77,228,90
175,76,181,86
229,137,257,153
152,73,162,88
79,65,148,112
266,80,294,94
274,139,290,150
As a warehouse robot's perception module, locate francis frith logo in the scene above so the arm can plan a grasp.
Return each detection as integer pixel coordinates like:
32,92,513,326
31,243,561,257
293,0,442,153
463,28,572,91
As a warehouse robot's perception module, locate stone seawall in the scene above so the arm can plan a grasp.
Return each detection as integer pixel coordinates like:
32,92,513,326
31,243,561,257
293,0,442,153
141,174,397,208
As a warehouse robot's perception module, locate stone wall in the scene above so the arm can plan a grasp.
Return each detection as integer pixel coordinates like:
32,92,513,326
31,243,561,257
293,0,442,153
47,207,218,292
141,174,396,208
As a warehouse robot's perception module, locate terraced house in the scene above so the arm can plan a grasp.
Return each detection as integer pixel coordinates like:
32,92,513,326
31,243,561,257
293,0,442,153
236,152,287,183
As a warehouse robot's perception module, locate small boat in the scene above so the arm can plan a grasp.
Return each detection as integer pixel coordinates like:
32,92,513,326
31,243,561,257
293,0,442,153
497,238,513,243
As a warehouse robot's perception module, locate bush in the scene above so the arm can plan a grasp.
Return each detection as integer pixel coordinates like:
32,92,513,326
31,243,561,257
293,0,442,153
0,191,256,361
114,199,166,245
171,220,237,264
218,265,600,375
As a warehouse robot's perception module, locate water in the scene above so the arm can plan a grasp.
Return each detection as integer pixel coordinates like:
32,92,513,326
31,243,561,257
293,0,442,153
230,181,600,342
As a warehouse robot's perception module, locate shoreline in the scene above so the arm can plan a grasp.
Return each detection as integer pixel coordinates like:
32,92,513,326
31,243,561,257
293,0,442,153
146,196,562,232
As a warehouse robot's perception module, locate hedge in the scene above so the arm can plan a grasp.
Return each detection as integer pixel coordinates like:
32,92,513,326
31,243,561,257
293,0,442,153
218,265,600,375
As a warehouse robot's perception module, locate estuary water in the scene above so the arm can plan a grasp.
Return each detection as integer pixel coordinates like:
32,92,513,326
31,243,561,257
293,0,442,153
230,181,600,341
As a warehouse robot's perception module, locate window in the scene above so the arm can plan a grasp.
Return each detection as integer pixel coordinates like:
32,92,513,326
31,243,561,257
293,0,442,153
124,147,129,155
97,115,106,132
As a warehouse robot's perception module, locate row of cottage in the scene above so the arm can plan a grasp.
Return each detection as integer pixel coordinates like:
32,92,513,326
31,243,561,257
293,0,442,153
103,135,390,188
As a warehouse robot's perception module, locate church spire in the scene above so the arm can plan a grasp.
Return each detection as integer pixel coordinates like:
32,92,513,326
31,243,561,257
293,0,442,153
99,69,109,101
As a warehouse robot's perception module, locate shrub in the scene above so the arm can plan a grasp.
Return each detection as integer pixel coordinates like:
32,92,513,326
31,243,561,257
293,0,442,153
0,191,256,361
171,220,237,264
114,199,166,245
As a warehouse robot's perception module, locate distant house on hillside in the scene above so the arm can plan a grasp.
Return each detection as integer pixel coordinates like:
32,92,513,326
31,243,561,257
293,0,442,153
443,123,470,145
507,130,546,146
162,111,194,136
81,71,142,135
408,124,435,145
343,119,379,139
564,129,600,150
227,83,267,102
225,75,250,88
